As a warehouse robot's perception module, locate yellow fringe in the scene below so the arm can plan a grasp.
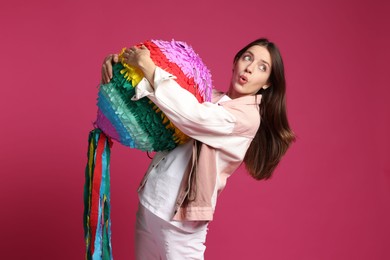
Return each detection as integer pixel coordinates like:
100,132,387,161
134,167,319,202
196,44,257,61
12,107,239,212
118,48,144,87
150,102,189,144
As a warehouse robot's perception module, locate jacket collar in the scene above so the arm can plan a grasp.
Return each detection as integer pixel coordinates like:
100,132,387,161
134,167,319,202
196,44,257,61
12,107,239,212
211,89,262,105
219,94,262,106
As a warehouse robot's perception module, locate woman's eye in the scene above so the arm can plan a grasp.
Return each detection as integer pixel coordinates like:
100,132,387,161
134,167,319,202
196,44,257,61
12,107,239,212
259,64,266,72
243,55,251,61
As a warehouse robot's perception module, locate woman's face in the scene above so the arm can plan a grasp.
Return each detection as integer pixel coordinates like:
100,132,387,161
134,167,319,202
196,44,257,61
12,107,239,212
228,45,272,99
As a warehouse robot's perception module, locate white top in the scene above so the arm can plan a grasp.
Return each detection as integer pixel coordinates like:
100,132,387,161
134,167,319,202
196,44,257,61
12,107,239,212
138,140,193,229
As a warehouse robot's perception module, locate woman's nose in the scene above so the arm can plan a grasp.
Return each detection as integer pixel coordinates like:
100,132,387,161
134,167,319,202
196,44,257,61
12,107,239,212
245,64,254,74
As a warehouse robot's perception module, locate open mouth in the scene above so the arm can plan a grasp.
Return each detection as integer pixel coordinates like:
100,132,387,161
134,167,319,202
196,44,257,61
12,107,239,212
239,75,248,84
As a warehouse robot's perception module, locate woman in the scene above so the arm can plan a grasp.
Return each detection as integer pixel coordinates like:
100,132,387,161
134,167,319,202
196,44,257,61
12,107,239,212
102,38,295,259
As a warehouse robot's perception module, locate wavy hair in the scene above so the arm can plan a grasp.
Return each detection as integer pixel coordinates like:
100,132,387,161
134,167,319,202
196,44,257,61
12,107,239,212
234,38,296,180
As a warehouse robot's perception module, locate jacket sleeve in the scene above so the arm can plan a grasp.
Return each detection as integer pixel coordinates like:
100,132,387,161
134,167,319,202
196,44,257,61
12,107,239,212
131,67,236,148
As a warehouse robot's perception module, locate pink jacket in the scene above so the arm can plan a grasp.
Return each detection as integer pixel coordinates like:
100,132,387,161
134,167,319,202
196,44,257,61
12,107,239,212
133,68,261,221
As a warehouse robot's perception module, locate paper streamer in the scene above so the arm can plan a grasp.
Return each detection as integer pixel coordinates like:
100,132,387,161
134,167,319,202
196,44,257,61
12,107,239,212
84,129,113,260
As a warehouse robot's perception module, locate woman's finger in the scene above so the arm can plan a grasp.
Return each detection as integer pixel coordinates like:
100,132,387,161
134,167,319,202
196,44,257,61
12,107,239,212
113,54,119,63
102,64,109,84
102,57,112,84
106,59,113,80
102,54,119,83
105,62,112,83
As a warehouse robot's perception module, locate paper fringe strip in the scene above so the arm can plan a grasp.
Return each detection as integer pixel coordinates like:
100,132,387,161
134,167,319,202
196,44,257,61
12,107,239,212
84,129,113,260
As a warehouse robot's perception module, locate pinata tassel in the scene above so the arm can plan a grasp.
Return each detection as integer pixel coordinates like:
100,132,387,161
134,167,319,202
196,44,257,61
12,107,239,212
84,129,113,260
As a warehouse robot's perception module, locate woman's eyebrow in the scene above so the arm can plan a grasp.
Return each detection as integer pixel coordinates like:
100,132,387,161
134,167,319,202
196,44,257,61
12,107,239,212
245,50,254,56
261,59,270,67
247,50,270,67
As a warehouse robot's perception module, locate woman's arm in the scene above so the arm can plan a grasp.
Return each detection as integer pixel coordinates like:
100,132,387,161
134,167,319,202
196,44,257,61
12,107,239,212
132,67,238,148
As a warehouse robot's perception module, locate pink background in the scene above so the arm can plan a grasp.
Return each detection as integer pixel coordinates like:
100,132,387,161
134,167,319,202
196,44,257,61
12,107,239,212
1,0,389,259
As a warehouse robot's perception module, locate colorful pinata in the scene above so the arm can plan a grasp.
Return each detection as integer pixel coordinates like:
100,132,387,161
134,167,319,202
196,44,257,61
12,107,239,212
96,39,212,151
84,39,213,260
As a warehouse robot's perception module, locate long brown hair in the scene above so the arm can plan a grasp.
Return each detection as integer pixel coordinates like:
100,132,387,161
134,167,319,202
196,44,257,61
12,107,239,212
235,38,295,180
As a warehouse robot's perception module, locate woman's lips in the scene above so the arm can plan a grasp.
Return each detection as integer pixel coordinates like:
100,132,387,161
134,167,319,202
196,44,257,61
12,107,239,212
239,75,248,84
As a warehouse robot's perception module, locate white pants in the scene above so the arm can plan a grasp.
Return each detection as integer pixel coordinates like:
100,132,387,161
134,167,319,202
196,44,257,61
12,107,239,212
135,204,209,260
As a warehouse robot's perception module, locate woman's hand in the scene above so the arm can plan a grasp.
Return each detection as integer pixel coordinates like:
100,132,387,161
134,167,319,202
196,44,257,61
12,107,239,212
122,45,157,87
122,45,152,68
101,54,118,84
